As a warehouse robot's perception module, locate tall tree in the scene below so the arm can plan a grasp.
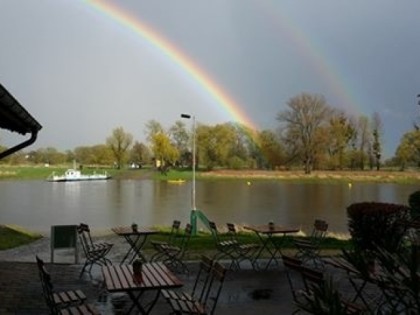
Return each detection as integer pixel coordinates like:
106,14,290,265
151,132,179,169
106,127,133,169
145,120,164,144
258,129,284,169
371,112,383,170
169,120,190,167
325,111,354,170
129,141,151,166
357,115,370,170
277,93,332,174
395,129,420,170
196,123,236,170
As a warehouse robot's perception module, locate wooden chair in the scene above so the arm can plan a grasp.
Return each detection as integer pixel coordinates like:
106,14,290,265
152,223,192,274
36,256,99,315
297,260,366,315
281,254,306,314
163,256,214,303
165,257,227,314
150,220,181,261
77,223,113,277
208,221,240,270
294,219,328,269
226,223,260,270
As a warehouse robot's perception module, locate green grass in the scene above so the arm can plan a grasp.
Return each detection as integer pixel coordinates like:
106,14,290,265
0,225,42,250
0,165,125,180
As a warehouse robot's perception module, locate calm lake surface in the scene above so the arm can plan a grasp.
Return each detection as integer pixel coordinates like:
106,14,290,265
0,179,417,236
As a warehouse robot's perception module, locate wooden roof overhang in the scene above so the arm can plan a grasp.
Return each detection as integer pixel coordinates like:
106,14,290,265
0,84,42,159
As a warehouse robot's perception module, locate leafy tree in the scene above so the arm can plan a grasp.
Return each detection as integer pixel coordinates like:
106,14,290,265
258,129,284,169
277,93,333,174
169,120,190,167
324,112,354,170
395,129,420,170
129,141,151,166
90,144,113,165
106,127,133,169
371,112,382,170
196,123,236,170
151,132,179,169
356,115,370,170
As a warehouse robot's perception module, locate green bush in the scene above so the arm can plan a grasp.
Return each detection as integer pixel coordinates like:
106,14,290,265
408,190,420,219
347,202,410,253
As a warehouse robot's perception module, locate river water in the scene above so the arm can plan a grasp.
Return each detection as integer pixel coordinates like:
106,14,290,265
0,179,417,236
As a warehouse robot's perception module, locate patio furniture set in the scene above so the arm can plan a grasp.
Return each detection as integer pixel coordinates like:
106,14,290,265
36,218,330,314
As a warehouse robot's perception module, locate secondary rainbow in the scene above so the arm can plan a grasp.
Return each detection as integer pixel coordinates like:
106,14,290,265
85,0,258,133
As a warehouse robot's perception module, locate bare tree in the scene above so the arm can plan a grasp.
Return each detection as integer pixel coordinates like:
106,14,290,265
277,93,333,174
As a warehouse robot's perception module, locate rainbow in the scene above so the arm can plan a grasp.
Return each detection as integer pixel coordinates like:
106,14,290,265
257,1,360,115
84,0,259,134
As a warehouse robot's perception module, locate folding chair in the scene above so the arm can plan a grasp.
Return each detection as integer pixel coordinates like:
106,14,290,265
152,223,192,274
226,223,260,270
298,262,366,315
36,256,99,315
77,223,113,277
163,256,214,303
294,219,328,269
208,221,240,270
150,220,181,261
166,257,227,315
281,254,305,314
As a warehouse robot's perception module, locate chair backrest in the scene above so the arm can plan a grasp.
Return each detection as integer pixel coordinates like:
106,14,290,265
202,261,227,315
282,254,305,303
226,223,238,243
77,223,93,254
178,223,192,251
167,220,181,245
311,219,328,244
208,221,222,244
190,255,214,302
36,255,58,314
299,264,325,293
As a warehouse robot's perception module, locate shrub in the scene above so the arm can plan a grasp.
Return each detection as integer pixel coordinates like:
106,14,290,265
408,191,420,219
347,202,410,253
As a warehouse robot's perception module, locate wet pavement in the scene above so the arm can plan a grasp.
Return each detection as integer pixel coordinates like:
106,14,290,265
0,235,298,314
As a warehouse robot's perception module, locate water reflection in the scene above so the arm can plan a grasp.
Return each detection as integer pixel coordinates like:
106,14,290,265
0,180,416,235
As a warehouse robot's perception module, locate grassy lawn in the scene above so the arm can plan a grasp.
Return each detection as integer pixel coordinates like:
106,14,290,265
0,225,42,250
0,223,350,259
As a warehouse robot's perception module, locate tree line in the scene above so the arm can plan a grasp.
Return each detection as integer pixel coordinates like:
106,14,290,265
1,92,419,173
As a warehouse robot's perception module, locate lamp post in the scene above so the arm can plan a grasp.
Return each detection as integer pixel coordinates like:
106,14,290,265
181,113,197,234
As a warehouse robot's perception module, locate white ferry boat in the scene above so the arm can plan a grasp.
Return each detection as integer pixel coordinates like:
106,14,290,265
47,169,111,182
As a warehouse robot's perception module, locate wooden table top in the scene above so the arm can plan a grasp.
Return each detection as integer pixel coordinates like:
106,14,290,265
244,224,300,234
102,262,183,292
112,226,158,236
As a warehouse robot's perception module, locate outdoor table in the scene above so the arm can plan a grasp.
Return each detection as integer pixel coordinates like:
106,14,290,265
244,224,299,270
102,262,183,315
112,226,158,264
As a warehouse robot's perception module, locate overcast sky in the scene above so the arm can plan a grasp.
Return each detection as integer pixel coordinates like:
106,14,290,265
1,0,420,158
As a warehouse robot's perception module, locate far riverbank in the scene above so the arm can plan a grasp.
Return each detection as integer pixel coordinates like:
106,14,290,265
1,164,420,183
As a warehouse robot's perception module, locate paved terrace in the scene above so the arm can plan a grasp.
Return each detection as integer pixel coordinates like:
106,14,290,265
0,234,326,314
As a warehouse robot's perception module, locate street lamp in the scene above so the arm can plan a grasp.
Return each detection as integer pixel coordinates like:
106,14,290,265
181,113,197,234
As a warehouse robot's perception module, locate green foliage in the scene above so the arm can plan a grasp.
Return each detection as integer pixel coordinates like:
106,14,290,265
296,276,349,315
408,191,420,219
347,202,410,252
